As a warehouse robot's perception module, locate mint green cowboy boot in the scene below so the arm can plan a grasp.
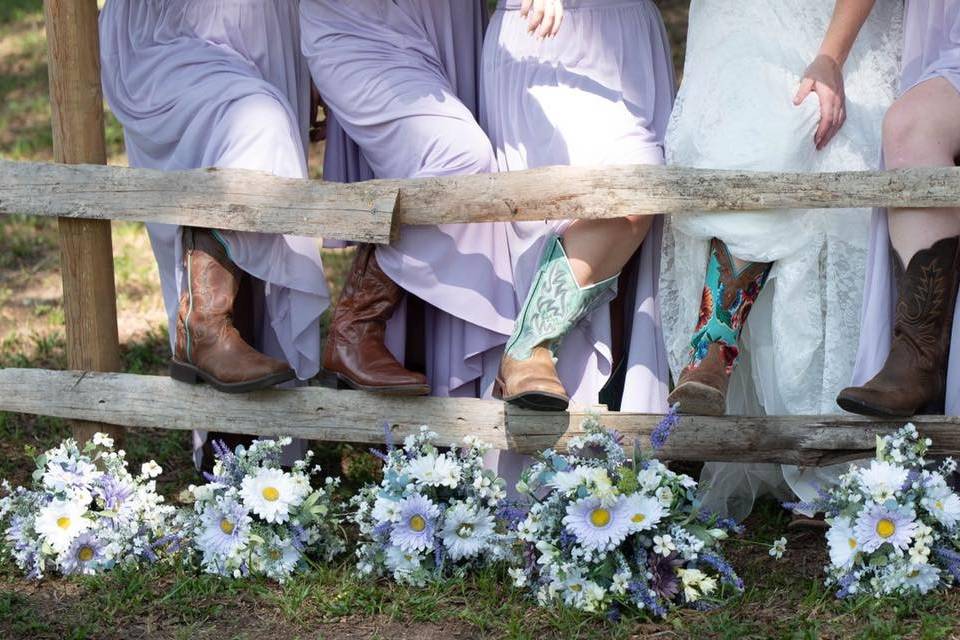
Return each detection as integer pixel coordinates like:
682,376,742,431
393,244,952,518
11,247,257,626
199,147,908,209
495,236,617,411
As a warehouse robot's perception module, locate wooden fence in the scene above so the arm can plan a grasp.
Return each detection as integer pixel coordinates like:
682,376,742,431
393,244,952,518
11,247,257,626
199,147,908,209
1,0,959,462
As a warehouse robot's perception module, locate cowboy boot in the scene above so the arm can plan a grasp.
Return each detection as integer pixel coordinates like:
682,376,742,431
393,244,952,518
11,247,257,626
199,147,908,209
170,228,296,393
496,235,617,411
668,238,771,416
837,236,960,417
323,244,430,394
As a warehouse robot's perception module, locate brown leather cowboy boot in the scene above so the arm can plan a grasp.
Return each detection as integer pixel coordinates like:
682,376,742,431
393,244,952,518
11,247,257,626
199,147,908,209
837,236,960,417
323,244,430,394
170,228,296,393
668,238,771,416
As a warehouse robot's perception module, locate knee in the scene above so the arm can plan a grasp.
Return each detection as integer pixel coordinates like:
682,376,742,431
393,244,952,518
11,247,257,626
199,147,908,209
227,94,299,148
421,121,497,176
622,214,653,240
883,100,954,168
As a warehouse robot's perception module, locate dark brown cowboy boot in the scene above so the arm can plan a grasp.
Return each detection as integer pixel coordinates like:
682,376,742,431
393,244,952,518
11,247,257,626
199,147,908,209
323,244,430,395
668,238,771,416
837,236,960,417
170,228,295,393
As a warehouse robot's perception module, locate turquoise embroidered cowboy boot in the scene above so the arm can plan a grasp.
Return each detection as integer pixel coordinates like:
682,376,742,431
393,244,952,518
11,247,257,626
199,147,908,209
496,235,617,411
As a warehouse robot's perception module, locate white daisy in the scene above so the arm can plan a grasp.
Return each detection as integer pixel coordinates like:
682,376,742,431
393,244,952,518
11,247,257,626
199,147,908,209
140,461,162,479
622,493,664,532
91,433,114,448
858,460,908,502
922,485,960,529
562,496,632,552
384,544,423,577
406,453,461,489
825,517,859,567
256,534,301,582
902,562,941,594
440,502,495,561
239,467,306,524
371,495,403,523
35,500,91,552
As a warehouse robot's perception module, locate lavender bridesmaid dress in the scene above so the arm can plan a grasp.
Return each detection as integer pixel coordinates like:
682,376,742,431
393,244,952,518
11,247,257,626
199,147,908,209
480,0,674,487
100,0,330,464
480,0,675,411
301,0,517,399
851,0,960,416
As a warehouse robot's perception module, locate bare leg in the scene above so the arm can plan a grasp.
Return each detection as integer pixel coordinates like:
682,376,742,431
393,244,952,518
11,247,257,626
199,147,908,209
885,77,960,261
562,215,653,286
837,77,960,417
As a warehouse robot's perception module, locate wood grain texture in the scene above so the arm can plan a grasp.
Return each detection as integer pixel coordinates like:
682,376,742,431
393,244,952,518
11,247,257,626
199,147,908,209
0,160,398,244
43,0,123,444
3,369,959,465
3,162,960,242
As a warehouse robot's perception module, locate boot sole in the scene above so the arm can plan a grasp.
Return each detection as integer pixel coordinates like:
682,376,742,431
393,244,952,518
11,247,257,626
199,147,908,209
170,360,296,394
493,379,569,412
334,374,430,396
835,394,916,419
668,381,726,416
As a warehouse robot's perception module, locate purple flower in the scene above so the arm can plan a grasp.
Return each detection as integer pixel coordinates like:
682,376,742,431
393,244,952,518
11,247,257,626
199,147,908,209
699,552,743,591
60,532,107,575
648,552,683,601
935,546,960,581
835,571,858,599
390,494,440,553
651,405,680,451
98,474,134,511
495,500,528,528
628,581,667,618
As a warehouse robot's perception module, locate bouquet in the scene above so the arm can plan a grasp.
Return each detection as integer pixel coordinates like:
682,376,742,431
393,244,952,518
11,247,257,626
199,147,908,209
0,433,176,579
352,426,515,586
180,438,344,582
510,413,743,616
803,423,960,598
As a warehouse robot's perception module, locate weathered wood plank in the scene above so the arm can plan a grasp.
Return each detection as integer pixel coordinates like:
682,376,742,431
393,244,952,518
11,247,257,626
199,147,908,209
43,0,124,445
2,369,959,465
0,160,398,244
3,161,959,244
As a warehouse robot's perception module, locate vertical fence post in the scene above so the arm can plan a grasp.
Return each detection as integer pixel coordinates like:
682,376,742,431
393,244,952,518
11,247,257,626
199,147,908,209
43,0,124,444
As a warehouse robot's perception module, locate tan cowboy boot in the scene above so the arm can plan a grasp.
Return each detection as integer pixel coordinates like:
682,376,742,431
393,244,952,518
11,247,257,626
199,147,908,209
323,244,430,395
837,236,960,417
496,236,617,411
170,228,295,393
668,238,771,416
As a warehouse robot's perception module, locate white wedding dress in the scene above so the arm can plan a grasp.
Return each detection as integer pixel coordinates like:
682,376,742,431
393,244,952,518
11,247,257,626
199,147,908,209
660,0,903,520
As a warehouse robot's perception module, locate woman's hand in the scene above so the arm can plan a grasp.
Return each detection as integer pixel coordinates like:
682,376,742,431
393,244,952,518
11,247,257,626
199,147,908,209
794,54,846,151
520,0,564,38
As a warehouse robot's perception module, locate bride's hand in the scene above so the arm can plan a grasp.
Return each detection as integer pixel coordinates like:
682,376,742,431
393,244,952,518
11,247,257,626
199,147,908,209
520,0,564,38
794,54,846,151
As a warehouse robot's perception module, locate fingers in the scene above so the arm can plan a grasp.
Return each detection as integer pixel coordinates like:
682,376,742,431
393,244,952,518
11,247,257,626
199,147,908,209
527,0,545,34
536,0,555,38
550,1,564,37
520,0,533,16
794,78,814,106
820,103,847,150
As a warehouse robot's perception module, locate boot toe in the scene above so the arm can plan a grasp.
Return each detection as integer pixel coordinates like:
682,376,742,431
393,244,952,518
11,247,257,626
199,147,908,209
836,386,916,418
668,380,725,416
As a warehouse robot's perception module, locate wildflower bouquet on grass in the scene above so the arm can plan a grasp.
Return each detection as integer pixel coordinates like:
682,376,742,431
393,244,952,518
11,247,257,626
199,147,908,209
802,423,960,598
352,426,515,586
181,438,344,582
0,433,176,579
510,413,743,616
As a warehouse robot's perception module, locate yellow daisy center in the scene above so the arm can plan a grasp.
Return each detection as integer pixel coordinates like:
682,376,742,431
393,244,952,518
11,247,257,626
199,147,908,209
569,583,582,593
936,500,944,510
632,513,646,524
410,515,427,532
848,538,857,550
268,549,281,561
56,516,71,530
457,523,474,538
220,518,235,535
77,546,94,562
590,508,611,528
876,519,896,539
262,486,280,502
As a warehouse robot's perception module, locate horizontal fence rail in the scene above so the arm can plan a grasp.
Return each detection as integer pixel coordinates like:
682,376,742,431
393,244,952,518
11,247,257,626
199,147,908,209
2,160,960,244
1,369,959,466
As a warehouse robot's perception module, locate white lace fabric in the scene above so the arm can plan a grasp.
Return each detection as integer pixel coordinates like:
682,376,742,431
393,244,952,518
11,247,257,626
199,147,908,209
660,0,903,518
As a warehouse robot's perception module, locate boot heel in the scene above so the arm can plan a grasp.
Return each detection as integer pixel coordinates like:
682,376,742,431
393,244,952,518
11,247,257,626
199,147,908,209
493,379,504,400
170,361,200,385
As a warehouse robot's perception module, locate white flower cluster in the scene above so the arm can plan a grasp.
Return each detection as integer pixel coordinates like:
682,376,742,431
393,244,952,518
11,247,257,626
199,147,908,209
180,438,344,583
352,427,513,586
511,418,742,616
819,424,960,598
0,433,176,579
